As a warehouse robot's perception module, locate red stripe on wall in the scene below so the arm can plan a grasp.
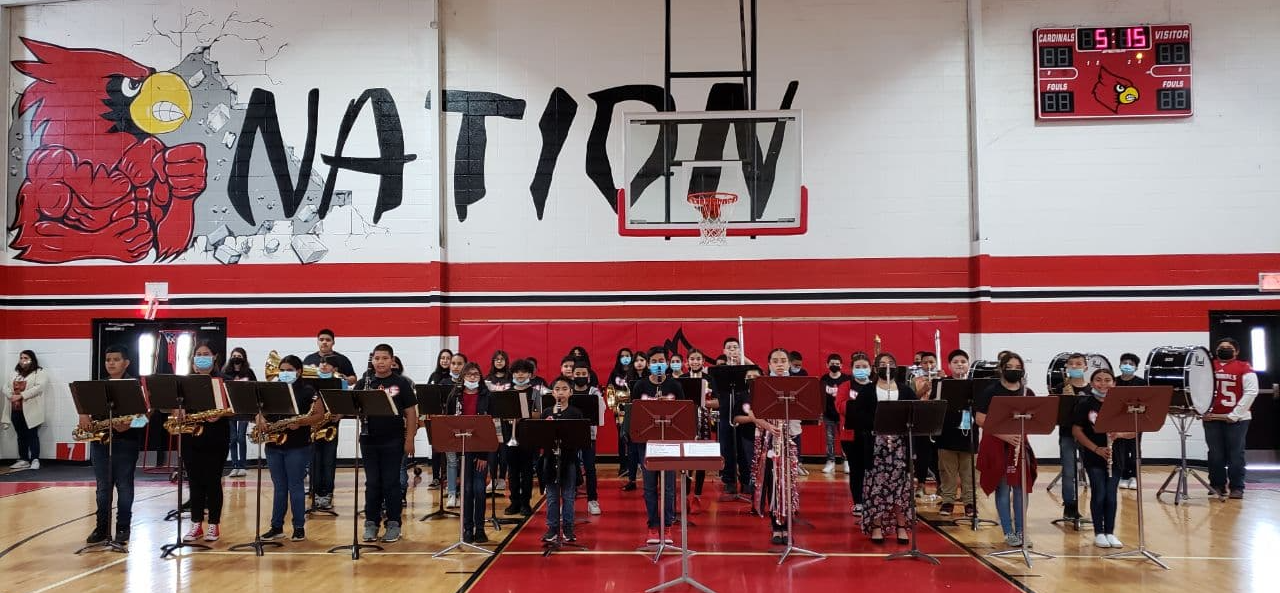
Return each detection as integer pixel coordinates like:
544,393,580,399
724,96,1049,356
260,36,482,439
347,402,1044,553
0,307,439,339
982,253,1280,288
1,262,441,295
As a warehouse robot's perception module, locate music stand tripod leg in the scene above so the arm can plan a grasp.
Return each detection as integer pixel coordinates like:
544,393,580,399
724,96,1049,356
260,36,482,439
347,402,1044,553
646,470,715,593
160,419,211,559
1104,411,1169,570
76,405,128,555
229,431,285,555
775,411,824,565
421,467,459,521
887,430,939,565
327,430,383,559
433,438,493,557
987,417,1053,568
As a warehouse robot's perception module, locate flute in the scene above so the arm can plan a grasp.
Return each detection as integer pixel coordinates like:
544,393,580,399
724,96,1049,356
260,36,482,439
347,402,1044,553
1105,434,1114,479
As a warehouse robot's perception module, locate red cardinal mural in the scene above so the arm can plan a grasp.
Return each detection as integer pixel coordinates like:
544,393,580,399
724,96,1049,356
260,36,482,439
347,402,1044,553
1092,66,1140,114
8,38,207,263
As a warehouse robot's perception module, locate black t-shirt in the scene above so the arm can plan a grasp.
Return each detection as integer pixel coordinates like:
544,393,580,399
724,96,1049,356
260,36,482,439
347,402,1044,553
732,390,756,439
1071,395,1133,470
975,383,1037,415
1051,382,1092,432
1115,375,1148,387
820,373,850,421
267,382,316,450
357,374,416,446
633,377,685,400
934,379,976,453
304,351,356,378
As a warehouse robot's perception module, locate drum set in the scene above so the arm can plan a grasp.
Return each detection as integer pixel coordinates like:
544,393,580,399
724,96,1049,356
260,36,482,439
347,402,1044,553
1145,346,1217,504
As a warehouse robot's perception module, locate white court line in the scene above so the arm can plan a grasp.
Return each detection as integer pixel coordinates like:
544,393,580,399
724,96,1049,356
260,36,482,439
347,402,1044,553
28,557,129,593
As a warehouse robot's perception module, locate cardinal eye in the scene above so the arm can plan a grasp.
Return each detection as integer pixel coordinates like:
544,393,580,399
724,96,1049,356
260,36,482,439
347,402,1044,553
121,78,142,98
1114,84,1126,93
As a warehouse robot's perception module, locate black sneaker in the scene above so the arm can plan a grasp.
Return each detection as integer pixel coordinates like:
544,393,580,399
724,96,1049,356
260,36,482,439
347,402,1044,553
504,504,521,515
520,505,534,517
621,481,637,492
473,530,489,544
463,532,475,544
261,527,285,541
542,530,559,543
114,529,130,544
563,532,577,542
85,527,109,545
291,528,306,541
1229,489,1244,500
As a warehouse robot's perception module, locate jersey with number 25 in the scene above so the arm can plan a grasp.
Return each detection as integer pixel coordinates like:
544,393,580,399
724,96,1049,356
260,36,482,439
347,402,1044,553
1211,359,1254,415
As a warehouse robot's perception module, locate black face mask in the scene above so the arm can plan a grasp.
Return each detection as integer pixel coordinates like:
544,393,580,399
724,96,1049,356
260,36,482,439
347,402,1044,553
876,367,894,380
1216,348,1235,361
828,364,841,374
1002,369,1024,383
573,376,589,388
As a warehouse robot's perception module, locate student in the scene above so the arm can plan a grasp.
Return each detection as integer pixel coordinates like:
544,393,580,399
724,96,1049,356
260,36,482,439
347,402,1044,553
635,348,684,544
976,352,1039,548
732,364,764,504
684,349,715,512
356,344,418,544
259,355,323,542
1073,368,1131,549
1113,352,1146,489
717,337,753,497
540,377,585,542
607,348,634,485
80,345,146,545
182,342,231,543
570,359,605,516
568,346,600,386
486,350,513,492
1050,353,1090,523
860,353,918,544
428,349,455,385
1204,338,1257,500
669,353,685,378
911,351,941,499
504,359,546,516
223,347,254,478
310,355,344,510
619,351,648,491
820,353,850,475
835,354,873,514
788,351,807,376
746,349,804,545
3,349,47,471
445,362,494,543
558,356,576,383
935,349,977,517
302,329,357,384
441,352,468,508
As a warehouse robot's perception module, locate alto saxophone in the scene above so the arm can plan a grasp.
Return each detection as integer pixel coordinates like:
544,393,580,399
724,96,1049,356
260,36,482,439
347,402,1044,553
163,408,234,436
72,414,146,443
250,414,311,445
606,383,631,428
311,412,338,442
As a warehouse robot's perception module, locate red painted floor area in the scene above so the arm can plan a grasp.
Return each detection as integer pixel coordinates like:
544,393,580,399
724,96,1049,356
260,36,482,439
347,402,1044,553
468,477,1023,593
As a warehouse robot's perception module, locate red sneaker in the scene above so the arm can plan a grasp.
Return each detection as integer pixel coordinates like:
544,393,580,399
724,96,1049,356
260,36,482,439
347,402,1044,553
646,529,660,544
204,524,220,542
183,524,203,542
689,495,703,515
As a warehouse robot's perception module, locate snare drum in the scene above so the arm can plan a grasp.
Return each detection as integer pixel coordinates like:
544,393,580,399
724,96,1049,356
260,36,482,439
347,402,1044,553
1145,346,1214,414
1045,352,1113,390
967,360,1000,379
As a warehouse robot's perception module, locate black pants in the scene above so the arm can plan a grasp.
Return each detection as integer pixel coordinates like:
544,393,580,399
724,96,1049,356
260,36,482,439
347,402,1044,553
840,440,859,501
850,431,874,505
183,435,228,524
507,445,535,508
364,442,404,525
11,410,39,461
913,437,937,485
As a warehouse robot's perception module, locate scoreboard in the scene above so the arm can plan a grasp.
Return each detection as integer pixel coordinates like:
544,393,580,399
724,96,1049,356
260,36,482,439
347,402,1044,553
1034,24,1192,120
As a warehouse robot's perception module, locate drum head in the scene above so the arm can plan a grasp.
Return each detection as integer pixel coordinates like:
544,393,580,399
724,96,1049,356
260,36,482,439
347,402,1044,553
968,360,999,379
1045,352,1072,389
1184,346,1214,414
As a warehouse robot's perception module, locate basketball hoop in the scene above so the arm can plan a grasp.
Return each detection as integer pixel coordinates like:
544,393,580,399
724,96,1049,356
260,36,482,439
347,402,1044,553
687,192,739,245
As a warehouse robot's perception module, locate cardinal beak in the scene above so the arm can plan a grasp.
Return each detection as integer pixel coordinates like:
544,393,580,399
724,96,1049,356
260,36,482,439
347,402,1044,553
1118,86,1139,105
129,72,192,135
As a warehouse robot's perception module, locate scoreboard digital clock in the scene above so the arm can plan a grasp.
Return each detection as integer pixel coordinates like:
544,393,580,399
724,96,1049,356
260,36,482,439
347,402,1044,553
1034,24,1192,120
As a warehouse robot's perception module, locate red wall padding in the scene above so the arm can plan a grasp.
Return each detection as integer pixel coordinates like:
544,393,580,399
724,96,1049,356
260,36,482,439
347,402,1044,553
458,319,959,456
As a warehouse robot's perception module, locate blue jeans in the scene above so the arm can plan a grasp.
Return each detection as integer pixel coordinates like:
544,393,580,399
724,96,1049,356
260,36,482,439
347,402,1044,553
823,419,840,462
363,442,404,525
311,438,338,498
400,455,410,502
11,410,39,461
463,454,488,534
545,467,578,534
267,446,310,530
640,448,676,528
447,452,459,496
737,433,756,495
1084,465,1120,535
1058,433,1078,504
580,440,598,501
228,421,248,469
91,439,139,530
1205,420,1250,492
994,477,1025,536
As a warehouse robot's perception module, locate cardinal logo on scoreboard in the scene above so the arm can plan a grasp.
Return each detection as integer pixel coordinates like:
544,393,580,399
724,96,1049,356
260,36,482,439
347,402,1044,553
1092,66,1140,113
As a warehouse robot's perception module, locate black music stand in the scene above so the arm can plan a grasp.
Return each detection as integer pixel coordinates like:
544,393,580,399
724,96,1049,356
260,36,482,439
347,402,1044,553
227,382,298,555
148,374,219,559
874,400,948,565
676,378,703,402
1048,394,1092,531
751,375,825,565
431,415,500,557
415,385,457,521
322,389,395,559
937,379,998,529
301,377,341,517
630,399,696,562
488,391,525,530
70,380,148,554
709,365,752,503
1095,386,1173,570
984,396,1058,568
517,418,591,556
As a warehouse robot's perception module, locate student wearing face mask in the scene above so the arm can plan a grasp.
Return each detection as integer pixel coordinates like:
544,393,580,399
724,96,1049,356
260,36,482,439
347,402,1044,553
608,348,635,485
1073,369,1133,549
1204,338,1258,500
437,353,468,507
820,354,850,475
1112,353,1146,489
182,342,231,543
443,362,493,543
634,348,684,544
859,353,918,544
935,349,977,518
302,329,357,385
223,348,255,478
835,353,873,514
259,355,324,542
1050,353,1090,523
4,349,48,471
570,359,606,515
975,352,1039,549
504,359,547,516
745,349,806,545
619,350,648,491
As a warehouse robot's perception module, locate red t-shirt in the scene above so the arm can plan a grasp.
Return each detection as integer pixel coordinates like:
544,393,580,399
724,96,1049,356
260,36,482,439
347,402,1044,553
1211,359,1253,415
462,391,480,415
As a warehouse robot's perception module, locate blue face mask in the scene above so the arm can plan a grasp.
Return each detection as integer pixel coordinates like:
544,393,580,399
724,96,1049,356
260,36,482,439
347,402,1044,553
620,356,632,365
1094,389,1108,399
450,371,460,380
670,361,683,372
318,370,333,379
852,368,871,381
514,377,530,387
464,380,480,390
278,370,297,384
650,362,668,376
1119,364,1136,375
1066,368,1085,379
193,355,214,371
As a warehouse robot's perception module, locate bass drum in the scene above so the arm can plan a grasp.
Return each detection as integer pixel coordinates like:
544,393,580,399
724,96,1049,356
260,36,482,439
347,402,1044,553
1145,346,1214,414
967,360,1001,379
1045,352,1113,390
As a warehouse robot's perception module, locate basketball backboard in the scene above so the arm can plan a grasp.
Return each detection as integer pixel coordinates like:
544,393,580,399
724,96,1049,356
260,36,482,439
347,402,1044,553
617,110,807,238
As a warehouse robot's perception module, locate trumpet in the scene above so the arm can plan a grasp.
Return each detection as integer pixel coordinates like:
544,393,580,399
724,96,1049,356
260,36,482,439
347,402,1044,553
251,414,311,445
311,412,338,442
163,408,234,436
72,414,147,443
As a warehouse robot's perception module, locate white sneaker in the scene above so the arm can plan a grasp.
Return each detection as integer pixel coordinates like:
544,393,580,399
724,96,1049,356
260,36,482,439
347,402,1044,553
1127,478,1138,490
9,460,30,470
1106,534,1123,548
822,461,836,474
841,461,849,474
446,494,458,509
29,459,40,470
797,466,810,476
1094,534,1111,548
588,500,602,515
495,478,507,490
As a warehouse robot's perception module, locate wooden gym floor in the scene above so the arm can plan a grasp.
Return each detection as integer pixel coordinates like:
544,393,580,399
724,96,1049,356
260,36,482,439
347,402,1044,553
0,463,1274,592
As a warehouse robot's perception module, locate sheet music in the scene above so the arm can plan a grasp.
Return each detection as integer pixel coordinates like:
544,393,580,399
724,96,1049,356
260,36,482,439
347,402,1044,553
683,442,719,457
646,442,682,458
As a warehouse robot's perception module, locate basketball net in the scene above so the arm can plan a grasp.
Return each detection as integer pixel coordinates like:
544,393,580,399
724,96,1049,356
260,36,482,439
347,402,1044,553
687,192,739,245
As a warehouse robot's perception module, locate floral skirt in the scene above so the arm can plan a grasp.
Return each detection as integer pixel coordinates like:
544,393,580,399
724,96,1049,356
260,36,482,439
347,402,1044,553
861,435,916,533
